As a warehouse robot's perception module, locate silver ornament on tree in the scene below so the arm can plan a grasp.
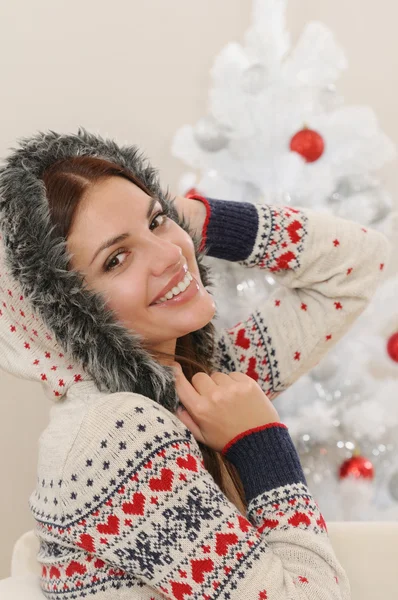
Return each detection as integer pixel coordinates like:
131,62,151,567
193,115,230,152
240,63,267,94
328,174,393,225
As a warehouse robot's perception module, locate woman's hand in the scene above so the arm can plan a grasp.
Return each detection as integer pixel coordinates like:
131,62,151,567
172,195,207,240
171,362,280,452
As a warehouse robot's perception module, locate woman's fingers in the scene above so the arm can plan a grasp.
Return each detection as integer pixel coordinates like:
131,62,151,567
171,363,202,408
210,372,238,387
176,405,206,444
170,363,207,443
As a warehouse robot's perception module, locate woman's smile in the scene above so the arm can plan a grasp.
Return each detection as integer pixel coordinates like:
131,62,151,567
149,271,200,308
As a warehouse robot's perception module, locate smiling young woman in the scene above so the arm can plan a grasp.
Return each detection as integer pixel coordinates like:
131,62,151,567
1,129,389,598
42,154,247,514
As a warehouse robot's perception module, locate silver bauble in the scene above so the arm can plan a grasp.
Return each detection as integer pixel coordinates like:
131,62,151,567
332,174,380,199
368,189,393,224
328,175,392,226
193,116,230,152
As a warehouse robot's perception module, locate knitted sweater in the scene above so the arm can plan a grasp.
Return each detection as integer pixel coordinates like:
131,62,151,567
27,197,390,599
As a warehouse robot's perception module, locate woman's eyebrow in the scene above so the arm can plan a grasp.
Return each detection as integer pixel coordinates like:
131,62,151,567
89,196,158,266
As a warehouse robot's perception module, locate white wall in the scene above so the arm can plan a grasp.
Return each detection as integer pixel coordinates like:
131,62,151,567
0,0,397,578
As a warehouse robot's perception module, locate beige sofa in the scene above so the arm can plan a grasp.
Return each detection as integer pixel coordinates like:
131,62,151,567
1,523,398,599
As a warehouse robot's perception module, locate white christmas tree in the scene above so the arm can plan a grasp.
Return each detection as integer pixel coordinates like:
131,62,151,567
171,0,398,521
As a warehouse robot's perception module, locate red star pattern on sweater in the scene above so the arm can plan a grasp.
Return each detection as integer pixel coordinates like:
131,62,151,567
215,202,388,404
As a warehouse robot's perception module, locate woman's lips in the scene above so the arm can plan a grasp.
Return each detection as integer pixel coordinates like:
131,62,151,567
149,274,199,308
150,264,188,305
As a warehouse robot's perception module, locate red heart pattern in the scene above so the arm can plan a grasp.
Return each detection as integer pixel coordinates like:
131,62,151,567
76,533,95,553
288,511,311,527
215,532,239,556
49,566,60,579
96,514,120,535
65,561,87,577
287,219,303,243
191,558,214,583
246,356,259,381
171,581,193,599
236,328,250,349
149,467,174,491
273,250,296,271
122,491,146,515
237,515,251,532
258,519,279,533
317,514,327,530
176,454,198,471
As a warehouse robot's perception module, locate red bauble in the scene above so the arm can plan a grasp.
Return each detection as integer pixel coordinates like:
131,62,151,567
290,127,325,162
339,454,374,480
387,332,398,363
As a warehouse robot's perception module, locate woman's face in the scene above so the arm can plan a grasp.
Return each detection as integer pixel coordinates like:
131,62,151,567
67,176,216,359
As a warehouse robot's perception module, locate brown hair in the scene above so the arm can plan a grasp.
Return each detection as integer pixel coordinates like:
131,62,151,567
42,155,247,515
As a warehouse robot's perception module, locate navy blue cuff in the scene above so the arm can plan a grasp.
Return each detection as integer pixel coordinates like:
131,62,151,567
202,197,259,261
222,425,307,504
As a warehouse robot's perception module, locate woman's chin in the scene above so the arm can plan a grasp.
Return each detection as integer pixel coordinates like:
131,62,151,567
146,295,216,363
180,292,216,331
168,291,216,336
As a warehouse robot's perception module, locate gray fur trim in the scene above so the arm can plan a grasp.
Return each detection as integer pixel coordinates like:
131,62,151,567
0,128,217,413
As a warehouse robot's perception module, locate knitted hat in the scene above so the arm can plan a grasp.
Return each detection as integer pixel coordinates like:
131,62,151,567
0,128,216,411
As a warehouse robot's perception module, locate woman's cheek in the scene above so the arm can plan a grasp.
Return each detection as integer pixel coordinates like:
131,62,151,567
179,231,196,259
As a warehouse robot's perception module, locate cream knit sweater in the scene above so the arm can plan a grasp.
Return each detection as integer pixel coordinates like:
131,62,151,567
21,197,390,598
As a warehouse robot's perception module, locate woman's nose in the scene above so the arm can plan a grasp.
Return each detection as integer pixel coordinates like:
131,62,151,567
145,239,183,276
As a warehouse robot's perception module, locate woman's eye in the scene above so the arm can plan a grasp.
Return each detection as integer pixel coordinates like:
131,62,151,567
104,250,129,272
104,211,168,272
150,210,168,231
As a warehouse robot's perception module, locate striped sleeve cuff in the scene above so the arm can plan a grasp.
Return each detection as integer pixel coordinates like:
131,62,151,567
221,423,307,504
188,195,259,261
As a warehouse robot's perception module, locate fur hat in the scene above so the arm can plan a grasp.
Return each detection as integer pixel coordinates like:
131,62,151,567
0,128,216,412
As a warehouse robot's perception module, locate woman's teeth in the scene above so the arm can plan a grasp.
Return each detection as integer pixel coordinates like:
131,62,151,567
154,271,193,304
